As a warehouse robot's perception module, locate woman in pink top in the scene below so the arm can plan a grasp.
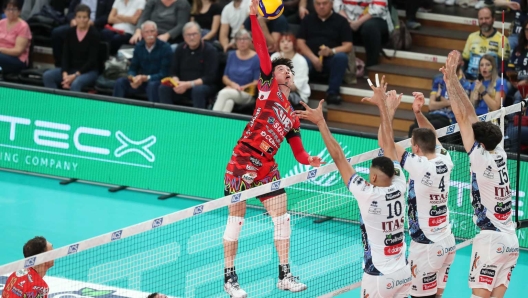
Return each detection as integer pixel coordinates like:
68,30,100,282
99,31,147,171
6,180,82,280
0,0,32,74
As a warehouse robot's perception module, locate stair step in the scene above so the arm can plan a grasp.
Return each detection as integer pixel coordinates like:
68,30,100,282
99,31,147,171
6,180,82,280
366,64,437,90
410,26,468,50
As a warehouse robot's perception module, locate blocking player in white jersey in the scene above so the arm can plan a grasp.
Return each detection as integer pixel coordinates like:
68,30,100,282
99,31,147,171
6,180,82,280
441,50,519,298
297,75,411,298
385,91,457,298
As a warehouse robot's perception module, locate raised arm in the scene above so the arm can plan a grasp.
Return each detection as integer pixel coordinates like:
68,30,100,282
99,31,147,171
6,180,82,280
297,101,356,185
249,0,272,75
363,75,398,162
412,92,441,145
442,50,476,153
378,90,406,160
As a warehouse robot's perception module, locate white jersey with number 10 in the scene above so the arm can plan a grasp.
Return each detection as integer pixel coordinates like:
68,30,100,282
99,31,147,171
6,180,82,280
348,162,408,276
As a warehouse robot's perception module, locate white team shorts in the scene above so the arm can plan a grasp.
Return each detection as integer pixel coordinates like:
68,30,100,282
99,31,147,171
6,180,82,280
361,265,411,298
468,230,519,291
408,234,456,297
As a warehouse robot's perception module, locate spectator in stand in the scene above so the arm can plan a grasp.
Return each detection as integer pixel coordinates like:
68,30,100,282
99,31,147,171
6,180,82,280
2,236,54,298
190,0,221,41
51,0,114,67
0,0,31,74
462,7,510,80
297,0,352,105
129,0,190,47
219,0,287,52
508,19,528,105
508,0,527,53
333,0,392,69
113,21,172,102
212,28,259,112
271,32,310,107
158,22,218,108
20,0,49,21
392,0,433,29
102,0,146,56
468,54,507,115
43,4,100,92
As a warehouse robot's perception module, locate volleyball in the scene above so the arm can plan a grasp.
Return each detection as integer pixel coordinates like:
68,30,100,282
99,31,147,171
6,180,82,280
258,0,284,20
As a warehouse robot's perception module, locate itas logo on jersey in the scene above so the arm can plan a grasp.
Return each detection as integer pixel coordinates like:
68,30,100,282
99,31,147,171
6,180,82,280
494,185,512,201
272,103,292,131
382,217,404,233
429,205,448,216
384,232,404,246
429,193,448,204
494,201,512,220
429,215,447,227
422,273,437,291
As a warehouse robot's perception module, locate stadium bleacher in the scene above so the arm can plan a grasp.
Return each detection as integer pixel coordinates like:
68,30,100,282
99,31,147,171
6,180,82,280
0,2,517,138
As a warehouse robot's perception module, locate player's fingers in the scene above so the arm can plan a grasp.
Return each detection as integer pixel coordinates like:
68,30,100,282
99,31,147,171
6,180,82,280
299,101,309,109
361,97,370,102
375,73,380,88
367,78,374,89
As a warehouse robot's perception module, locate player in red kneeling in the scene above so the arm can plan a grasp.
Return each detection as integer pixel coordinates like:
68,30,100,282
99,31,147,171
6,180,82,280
222,0,324,297
2,236,54,298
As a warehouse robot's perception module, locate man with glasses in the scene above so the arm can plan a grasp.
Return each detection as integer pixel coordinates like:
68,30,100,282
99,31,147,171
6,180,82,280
158,21,219,109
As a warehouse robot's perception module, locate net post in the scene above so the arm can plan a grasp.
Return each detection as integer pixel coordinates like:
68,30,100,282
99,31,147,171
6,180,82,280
500,107,506,148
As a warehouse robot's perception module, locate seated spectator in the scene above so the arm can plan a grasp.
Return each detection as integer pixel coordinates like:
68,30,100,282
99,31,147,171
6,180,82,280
219,0,248,52
2,236,54,297
243,14,289,53
113,21,172,102
20,0,49,21
297,0,353,104
158,22,218,108
51,0,114,66
43,4,101,92
190,0,221,41
508,0,528,54
212,28,259,112
102,0,145,56
507,19,528,105
462,6,510,80
129,0,191,46
468,54,508,115
0,0,32,74
333,0,392,69
271,32,310,106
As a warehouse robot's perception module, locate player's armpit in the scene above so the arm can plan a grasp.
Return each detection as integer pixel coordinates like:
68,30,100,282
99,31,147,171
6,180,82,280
460,122,477,153
395,143,406,163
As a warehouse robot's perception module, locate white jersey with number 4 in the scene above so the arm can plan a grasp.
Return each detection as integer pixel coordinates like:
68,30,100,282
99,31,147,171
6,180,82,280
348,162,408,276
469,142,515,234
401,146,454,244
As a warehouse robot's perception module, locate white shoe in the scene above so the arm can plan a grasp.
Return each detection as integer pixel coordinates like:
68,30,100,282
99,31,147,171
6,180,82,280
224,277,247,298
475,0,486,9
277,273,308,292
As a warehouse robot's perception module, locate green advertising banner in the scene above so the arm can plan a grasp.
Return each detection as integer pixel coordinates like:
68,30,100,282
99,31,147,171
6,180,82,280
0,87,526,247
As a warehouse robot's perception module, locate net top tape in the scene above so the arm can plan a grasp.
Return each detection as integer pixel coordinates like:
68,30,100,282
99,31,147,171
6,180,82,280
0,103,522,275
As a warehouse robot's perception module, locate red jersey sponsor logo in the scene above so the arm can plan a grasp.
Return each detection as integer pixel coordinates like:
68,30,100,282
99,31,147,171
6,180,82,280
479,276,493,285
259,141,271,152
423,281,437,290
429,215,447,227
384,242,403,256
494,211,511,220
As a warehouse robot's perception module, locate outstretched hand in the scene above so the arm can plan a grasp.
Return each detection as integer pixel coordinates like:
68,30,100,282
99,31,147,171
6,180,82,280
412,92,425,114
362,74,388,106
249,0,258,16
308,155,326,167
386,90,403,112
296,99,325,126
439,50,460,83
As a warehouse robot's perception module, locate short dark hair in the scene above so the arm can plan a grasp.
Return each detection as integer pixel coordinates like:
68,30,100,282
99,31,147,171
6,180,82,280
371,156,394,178
271,57,295,76
23,236,48,258
74,3,91,16
479,6,495,19
412,128,436,154
4,0,21,10
147,294,158,298
473,121,502,150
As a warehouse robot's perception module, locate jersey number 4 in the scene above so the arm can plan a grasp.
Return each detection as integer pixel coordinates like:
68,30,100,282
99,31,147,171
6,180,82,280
439,176,445,192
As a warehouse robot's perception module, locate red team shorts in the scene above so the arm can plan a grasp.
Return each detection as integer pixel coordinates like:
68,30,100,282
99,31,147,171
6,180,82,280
224,143,286,201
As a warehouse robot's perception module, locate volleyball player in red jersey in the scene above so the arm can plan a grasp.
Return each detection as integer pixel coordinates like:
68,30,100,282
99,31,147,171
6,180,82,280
222,1,324,296
2,237,54,298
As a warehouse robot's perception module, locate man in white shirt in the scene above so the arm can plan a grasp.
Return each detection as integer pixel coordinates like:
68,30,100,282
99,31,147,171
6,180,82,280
297,74,411,298
441,50,519,298
384,91,456,298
